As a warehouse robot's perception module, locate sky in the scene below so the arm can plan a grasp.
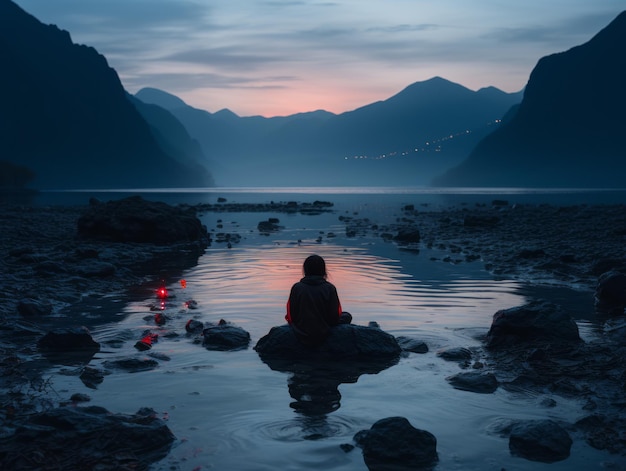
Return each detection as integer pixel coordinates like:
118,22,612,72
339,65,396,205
13,0,624,117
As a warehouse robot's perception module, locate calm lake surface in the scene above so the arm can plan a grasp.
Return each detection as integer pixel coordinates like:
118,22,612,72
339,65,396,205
42,188,626,470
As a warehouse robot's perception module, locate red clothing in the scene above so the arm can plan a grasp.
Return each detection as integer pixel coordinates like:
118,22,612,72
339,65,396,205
285,275,342,346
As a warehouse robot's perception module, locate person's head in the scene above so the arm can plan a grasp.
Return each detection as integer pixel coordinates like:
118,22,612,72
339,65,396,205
303,254,326,278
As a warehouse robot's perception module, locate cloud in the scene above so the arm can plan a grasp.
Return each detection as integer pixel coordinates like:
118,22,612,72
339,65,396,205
13,0,625,115
366,24,439,33
122,70,299,94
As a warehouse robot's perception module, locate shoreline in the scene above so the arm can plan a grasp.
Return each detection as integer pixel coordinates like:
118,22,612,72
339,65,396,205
2,199,626,466
1,200,624,323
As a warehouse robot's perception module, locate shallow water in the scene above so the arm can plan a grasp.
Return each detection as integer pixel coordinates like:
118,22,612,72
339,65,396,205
42,189,626,470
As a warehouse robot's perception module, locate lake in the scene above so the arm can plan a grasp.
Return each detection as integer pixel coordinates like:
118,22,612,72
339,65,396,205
35,187,626,470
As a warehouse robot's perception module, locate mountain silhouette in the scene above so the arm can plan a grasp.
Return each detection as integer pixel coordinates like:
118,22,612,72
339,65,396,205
434,11,626,188
0,1,213,190
136,78,521,186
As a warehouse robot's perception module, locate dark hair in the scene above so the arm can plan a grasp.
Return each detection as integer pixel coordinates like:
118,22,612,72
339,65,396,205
303,254,326,278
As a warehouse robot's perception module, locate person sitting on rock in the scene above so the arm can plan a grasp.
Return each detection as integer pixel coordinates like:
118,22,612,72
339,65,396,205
285,254,352,346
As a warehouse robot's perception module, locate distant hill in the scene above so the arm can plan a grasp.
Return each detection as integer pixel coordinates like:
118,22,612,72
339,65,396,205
0,1,214,190
136,79,522,186
434,11,626,188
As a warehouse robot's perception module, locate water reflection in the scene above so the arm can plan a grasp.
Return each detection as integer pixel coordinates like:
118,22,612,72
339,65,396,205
257,332,400,440
258,349,400,417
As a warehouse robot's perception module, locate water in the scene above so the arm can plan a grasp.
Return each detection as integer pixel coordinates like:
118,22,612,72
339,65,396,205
36,188,626,469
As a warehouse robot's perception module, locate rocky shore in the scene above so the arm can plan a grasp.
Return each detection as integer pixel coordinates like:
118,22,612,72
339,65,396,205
343,200,626,292
2,199,623,325
1,197,626,469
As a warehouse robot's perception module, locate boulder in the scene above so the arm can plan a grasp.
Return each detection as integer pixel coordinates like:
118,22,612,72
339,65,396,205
203,319,250,351
485,301,581,349
254,323,402,361
0,406,175,470
509,419,572,463
354,416,438,470
594,270,626,316
77,196,209,245
38,326,100,365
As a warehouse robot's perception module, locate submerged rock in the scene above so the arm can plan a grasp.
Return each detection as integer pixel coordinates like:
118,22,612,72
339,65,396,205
0,406,175,470
437,347,472,362
396,336,429,354
103,357,159,373
354,416,438,470
446,371,499,394
509,419,572,463
17,298,53,317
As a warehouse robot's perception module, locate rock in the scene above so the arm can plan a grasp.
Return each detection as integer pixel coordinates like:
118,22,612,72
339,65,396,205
185,319,204,333
103,358,159,373
254,323,402,361
79,366,105,389
591,258,626,276
354,417,438,470
396,336,429,354
509,419,572,463
485,301,581,349
77,195,209,245
437,347,472,362
70,392,91,403
393,227,421,244
257,219,281,233
575,414,625,454
134,333,158,351
446,371,498,393
594,270,626,316
37,326,100,358
0,406,175,470
202,319,250,351
17,298,52,317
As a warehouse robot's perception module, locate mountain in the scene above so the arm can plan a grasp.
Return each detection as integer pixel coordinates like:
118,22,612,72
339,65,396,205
136,79,522,186
433,11,626,188
0,1,214,190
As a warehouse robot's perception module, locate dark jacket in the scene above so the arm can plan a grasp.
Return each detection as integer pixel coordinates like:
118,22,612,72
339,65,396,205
285,275,342,346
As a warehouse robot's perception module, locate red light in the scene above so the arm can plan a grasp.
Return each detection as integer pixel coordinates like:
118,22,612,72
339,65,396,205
157,287,168,299
180,279,187,289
